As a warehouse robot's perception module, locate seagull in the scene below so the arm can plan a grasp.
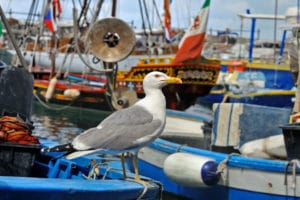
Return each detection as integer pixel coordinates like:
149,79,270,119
41,71,182,181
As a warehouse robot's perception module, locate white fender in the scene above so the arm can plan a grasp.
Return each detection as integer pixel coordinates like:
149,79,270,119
44,77,57,102
63,89,80,99
163,152,220,187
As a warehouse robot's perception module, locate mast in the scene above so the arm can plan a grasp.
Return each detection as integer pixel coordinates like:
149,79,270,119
0,5,27,68
111,0,117,17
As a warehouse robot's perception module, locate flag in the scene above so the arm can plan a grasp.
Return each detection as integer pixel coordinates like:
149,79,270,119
172,0,210,64
44,0,62,32
44,7,56,32
164,0,175,42
52,0,62,18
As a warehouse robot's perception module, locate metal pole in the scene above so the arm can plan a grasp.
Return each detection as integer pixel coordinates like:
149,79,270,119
273,0,278,63
0,5,27,68
247,9,255,63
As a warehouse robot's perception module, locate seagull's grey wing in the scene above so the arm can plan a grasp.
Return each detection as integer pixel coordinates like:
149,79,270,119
72,105,163,150
99,105,153,127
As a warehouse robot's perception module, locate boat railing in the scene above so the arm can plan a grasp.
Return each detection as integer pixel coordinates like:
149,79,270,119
137,56,174,66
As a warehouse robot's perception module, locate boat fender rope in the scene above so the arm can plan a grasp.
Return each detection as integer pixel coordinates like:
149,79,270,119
83,158,125,180
284,159,300,194
136,184,148,200
217,153,240,179
175,144,187,152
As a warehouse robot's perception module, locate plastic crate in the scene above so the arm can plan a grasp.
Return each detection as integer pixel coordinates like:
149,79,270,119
0,142,41,176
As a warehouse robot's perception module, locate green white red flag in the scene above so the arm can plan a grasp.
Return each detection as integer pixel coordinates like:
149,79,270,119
172,0,210,64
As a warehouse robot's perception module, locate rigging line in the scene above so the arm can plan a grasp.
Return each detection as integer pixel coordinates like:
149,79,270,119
72,3,112,73
138,0,147,37
32,0,41,23
90,0,104,24
85,0,94,23
29,0,38,25
77,0,91,28
18,0,37,49
152,0,163,27
142,0,153,35
25,0,33,26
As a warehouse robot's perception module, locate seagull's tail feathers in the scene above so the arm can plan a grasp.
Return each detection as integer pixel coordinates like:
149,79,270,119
41,143,75,153
65,149,99,160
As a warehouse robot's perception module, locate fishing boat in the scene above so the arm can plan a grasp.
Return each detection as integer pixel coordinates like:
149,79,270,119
130,7,300,199
196,7,297,109
0,139,161,200
32,66,113,110
116,56,220,110
0,0,220,111
0,64,160,200
197,62,295,108
132,102,300,200
0,7,160,200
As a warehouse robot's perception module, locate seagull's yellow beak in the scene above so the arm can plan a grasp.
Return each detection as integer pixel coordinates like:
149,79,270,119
165,76,183,84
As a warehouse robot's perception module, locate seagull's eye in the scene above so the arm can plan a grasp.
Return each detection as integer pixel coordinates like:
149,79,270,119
155,74,161,78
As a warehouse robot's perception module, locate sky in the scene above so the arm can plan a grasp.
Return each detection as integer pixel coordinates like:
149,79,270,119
0,0,298,40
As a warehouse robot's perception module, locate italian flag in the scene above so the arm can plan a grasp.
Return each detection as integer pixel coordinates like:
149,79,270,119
172,0,210,64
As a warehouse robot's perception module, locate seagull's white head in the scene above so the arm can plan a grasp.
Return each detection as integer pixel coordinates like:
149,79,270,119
143,71,182,92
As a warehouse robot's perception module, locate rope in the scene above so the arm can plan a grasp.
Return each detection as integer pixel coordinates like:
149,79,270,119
33,92,76,111
284,159,300,195
217,153,240,174
0,116,40,144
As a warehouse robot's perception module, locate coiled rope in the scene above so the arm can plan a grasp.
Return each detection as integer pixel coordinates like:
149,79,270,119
0,116,40,144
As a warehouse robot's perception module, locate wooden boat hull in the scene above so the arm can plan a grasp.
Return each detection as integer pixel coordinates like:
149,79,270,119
117,56,221,110
33,80,113,111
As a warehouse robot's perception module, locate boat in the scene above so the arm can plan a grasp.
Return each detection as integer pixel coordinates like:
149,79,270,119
196,7,296,109
32,66,113,110
129,8,300,199
0,0,221,112
132,102,300,200
28,0,220,110
116,56,220,110
0,139,161,200
197,63,295,108
0,64,161,200
0,7,160,200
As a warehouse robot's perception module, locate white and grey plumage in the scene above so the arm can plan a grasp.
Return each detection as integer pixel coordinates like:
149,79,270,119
41,71,182,180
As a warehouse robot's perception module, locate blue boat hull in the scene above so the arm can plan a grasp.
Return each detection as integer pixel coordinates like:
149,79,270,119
198,90,295,108
0,140,160,200
229,91,294,108
135,138,300,200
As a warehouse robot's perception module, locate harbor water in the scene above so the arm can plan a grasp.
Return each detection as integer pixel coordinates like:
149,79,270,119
31,101,111,144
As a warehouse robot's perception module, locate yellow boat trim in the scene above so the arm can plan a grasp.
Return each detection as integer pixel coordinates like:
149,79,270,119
230,90,295,98
221,60,290,71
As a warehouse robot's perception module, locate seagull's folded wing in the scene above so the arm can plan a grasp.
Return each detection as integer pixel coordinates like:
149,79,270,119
72,105,162,151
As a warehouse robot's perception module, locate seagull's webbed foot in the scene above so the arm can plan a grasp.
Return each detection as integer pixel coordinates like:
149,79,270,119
124,154,154,187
